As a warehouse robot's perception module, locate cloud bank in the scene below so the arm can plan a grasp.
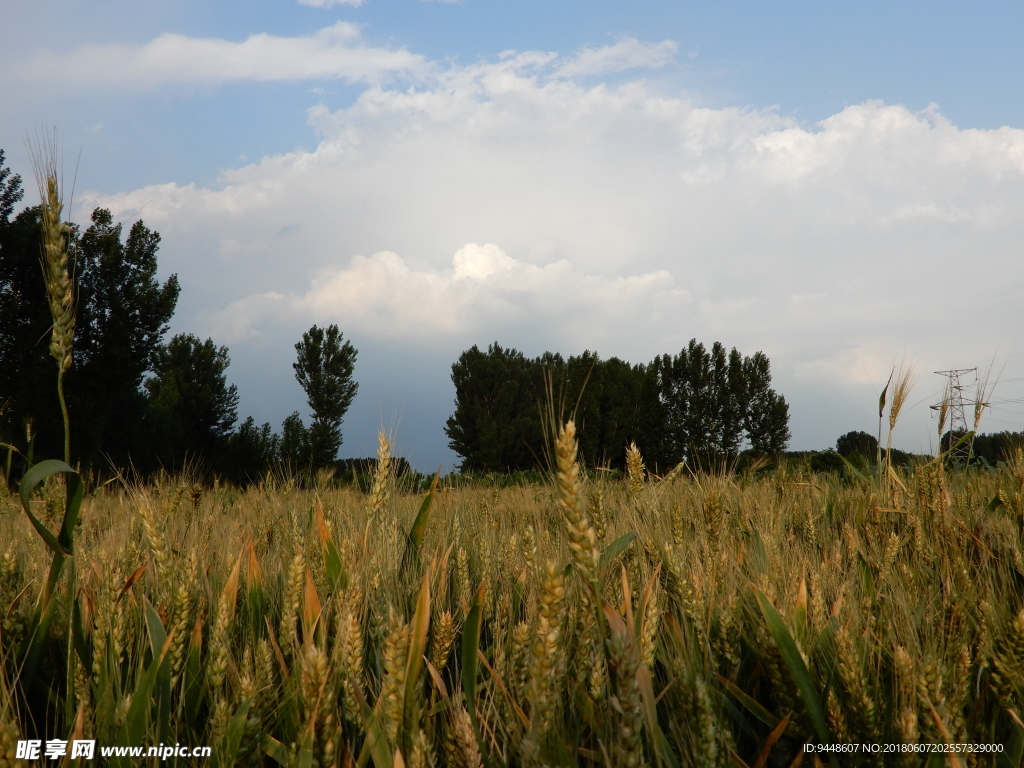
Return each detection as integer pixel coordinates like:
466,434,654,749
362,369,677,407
16,23,424,87
204,243,688,347
69,39,1024,460
12,29,685,91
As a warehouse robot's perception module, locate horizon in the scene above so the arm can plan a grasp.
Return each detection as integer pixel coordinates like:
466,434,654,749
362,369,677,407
4,1,1024,473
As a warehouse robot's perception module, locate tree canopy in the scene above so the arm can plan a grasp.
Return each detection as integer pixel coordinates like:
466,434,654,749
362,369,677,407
445,340,790,473
145,334,240,468
291,324,359,467
836,430,878,463
0,199,179,467
0,148,362,484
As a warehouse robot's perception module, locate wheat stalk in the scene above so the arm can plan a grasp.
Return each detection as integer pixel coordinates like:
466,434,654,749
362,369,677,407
453,707,482,768
368,431,393,522
529,560,565,738
27,128,75,463
4,427,1024,759
554,421,599,588
626,442,646,501
429,610,456,671
883,361,917,485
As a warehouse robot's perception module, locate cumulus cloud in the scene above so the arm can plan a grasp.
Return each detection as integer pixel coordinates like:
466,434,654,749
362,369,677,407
204,243,689,344
555,38,678,78
14,22,424,87
76,49,1024,456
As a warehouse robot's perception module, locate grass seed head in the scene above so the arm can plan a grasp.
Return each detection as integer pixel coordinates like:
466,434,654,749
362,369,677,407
554,421,599,586
28,135,75,374
429,610,456,672
368,431,393,521
626,442,646,500
888,362,917,431
453,708,482,768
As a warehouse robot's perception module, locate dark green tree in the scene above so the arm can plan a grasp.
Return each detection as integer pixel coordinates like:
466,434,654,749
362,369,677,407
742,351,791,455
445,345,664,473
0,163,179,470
0,150,21,226
553,351,664,470
836,430,878,463
652,341,789,463
445,343,541,473
71,209,179,466
145,334,239,468
0,154,53,457
292,324,359,466
280,411,310,467
446,339,789,473
0,209,57,459
226,416,281,482
0,155,37,465
651,340,749,465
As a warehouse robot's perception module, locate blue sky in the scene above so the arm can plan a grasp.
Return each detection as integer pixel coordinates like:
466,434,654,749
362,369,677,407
6,1,1024,189
3,1,1024,470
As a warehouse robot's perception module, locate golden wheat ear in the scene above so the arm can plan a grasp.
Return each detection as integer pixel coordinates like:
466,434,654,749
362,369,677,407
888,362,917,431
27,127,76,463
554,420,599,587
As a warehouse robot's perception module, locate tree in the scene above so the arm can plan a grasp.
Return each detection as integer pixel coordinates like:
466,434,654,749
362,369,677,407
445,345,662,473
0,160,179,469
446,339,790,473
963,431,1024,466
651,341,790,463
0,154,52,456
836,430,878,463
280,412,310,467
71,209,179,466
0,150,22,226
652,340,755,465
226,416,280,482
0,208,57,458
444,343,541,473
145,334,239,468
742,351,791,455
549,351,664,470
292,324,359,466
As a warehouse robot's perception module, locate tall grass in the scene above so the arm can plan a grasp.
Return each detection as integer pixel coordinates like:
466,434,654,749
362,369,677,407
3,430,1024,766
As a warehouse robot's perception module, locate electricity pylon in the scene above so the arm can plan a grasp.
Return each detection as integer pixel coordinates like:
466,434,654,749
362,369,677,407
931,368,975,462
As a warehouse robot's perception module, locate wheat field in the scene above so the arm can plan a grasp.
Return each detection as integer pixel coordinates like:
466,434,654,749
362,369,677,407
2,426,1024,767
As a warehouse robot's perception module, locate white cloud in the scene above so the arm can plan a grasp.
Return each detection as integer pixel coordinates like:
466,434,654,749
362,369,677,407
15,22,424,88
204,243,688,343
76,49,1024,455
11,31,680,92
555,38,678,78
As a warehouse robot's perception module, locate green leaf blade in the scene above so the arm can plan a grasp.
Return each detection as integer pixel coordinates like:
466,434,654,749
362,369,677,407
754,587,832,748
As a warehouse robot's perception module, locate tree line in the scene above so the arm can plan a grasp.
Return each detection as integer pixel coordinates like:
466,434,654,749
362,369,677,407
2,147,795,483
0,150,359,484
776,429,1024,477
444,340,791,474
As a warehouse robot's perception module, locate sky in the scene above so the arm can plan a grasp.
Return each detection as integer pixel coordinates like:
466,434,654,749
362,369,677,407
3,1,1024,471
